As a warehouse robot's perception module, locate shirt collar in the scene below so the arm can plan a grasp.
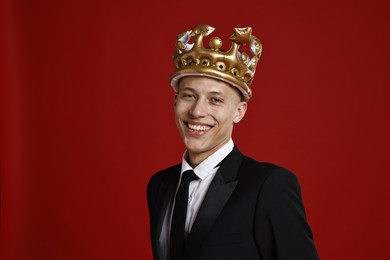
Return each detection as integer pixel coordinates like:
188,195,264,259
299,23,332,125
181,139,234,180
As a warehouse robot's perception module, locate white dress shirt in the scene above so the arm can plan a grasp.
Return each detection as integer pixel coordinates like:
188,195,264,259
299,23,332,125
158,139,234,260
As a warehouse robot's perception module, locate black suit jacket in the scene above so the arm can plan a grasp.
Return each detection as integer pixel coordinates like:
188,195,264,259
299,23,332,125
147,147,320,260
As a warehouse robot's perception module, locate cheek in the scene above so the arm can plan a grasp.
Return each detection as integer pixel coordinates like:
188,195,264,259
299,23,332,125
174,104,184,117
213,107,237,124
174,100,188,112
174,105,189,123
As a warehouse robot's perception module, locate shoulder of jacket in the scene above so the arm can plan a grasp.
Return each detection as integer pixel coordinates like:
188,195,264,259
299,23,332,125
149,163,181,182
241,156,298,181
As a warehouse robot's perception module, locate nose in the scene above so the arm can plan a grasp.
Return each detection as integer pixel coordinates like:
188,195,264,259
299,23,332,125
189,99,208,118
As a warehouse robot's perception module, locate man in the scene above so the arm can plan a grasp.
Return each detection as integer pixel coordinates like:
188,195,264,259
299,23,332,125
147,24,319,260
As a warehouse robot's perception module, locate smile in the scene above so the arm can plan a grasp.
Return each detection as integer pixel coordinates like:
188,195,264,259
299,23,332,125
187,123,211,132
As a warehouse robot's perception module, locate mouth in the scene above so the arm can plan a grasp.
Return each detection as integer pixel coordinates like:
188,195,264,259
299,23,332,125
186,122,212,132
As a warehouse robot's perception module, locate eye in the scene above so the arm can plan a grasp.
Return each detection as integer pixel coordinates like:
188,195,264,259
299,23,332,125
210,97,223,103
180,92,196,100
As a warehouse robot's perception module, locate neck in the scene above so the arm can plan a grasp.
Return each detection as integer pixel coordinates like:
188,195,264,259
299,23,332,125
186,139,230,168
187,153,207,168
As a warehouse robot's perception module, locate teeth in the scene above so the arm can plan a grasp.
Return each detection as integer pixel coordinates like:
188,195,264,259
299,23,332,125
188,124,210,131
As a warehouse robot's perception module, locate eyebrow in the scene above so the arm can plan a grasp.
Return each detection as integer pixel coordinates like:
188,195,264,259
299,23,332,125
209,91,225,96
179,87,225,97
179,87,196,92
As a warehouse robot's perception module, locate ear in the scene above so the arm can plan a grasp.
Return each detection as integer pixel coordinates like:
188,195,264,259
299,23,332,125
174,94,177,107
233,101,247,123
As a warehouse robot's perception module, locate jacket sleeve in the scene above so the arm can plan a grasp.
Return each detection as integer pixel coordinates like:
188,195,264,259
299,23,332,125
254,168,320,260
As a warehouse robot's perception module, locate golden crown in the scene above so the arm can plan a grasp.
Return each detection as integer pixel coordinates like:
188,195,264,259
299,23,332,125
170,24,262,100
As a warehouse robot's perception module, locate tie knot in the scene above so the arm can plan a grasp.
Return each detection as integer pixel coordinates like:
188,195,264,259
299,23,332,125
181,170,198,184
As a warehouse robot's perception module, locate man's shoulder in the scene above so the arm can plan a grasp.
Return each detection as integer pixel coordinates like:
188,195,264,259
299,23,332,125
149,163,181,183
155,163,181,175
240,155,298,181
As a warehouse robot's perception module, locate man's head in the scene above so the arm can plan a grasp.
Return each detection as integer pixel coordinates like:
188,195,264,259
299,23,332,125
174,76,247,166
170,24,262,166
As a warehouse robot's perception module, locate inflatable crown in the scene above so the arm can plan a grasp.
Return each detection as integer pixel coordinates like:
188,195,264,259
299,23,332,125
170,24,262,100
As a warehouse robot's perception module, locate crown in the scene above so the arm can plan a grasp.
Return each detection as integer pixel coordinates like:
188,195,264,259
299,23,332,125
170,24,262,100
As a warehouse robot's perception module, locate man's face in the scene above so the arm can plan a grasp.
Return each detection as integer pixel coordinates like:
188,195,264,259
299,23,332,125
174,76,247,165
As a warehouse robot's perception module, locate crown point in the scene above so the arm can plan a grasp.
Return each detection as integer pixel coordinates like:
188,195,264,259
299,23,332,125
230,27,252,44
209,37,222,50
192,24,215,36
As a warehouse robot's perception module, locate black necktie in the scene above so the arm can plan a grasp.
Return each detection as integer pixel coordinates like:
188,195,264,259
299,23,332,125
170,170,199,260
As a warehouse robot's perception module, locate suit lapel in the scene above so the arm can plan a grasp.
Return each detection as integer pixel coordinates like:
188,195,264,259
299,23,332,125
152,166,180,242
184,147,244,259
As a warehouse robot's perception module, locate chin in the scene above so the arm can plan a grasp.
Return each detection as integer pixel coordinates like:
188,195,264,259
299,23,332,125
184,140,208,154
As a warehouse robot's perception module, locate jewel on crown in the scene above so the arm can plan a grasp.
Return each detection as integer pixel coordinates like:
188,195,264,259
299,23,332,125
170,24,262,100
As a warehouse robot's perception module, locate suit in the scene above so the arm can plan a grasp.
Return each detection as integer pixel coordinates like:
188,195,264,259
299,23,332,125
147,146,320,260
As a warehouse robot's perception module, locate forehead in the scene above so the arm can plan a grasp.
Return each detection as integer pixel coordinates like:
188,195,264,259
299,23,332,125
178,76,240,98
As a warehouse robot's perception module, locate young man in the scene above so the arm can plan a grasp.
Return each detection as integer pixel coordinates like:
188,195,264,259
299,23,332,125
147,24,319,260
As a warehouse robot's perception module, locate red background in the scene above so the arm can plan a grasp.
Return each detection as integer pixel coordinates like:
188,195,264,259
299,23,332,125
1,0,389,259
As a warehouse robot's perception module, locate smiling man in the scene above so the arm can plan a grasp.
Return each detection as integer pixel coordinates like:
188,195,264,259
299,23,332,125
147,24,320,260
